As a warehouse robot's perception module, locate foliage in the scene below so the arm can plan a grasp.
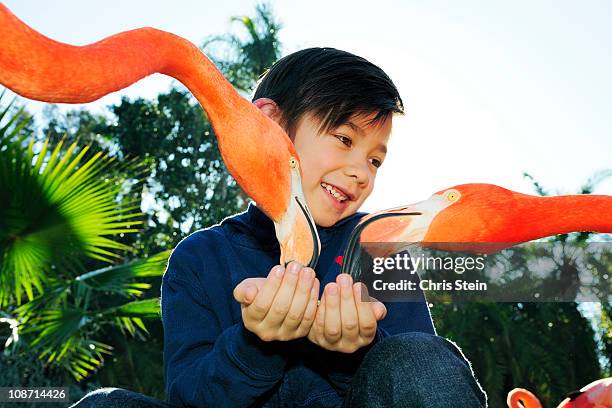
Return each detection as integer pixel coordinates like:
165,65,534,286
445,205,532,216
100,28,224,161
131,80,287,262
92,319,165,400
41,105,113,156
203,2,283,93
0,95,147,307
432,302,601,407
12,251,170,381
0,92,172,383
601,302,612,376
96,89,247,256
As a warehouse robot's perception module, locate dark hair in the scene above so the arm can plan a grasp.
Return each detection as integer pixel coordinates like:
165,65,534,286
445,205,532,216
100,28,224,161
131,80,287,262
252,47,404,137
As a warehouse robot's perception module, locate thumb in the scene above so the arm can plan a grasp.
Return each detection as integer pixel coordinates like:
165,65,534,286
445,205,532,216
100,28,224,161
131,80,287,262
233,278,266,304
233,280,256,304
242,285,258,305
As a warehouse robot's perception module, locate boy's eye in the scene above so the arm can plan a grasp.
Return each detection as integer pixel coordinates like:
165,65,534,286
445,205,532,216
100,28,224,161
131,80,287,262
335,135,352,147
370,158,382,168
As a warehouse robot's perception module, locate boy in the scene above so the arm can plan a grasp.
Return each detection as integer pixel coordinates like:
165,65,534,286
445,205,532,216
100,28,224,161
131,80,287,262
161,48,488,407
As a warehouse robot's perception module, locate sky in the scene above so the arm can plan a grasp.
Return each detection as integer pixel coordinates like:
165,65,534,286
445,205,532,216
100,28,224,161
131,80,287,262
3,0,611,212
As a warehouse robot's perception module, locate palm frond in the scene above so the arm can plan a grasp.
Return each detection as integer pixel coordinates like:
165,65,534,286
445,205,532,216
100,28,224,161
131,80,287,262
11,249,169,379
46,338,113,382
1,94,146,306
14,250,169,319
100,298,161,319
523,172,549,196
580,169,612,194
74,250,170,297
17,296,161,380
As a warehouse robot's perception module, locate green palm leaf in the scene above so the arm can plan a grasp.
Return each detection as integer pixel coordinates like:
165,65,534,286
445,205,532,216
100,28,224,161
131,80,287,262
13,250,169,379
0,94,145,307
15,250,170,319
18,296,162,381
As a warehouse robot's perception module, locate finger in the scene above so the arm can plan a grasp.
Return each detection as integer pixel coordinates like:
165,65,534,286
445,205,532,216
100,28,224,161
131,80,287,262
324,282,342,344
337,274,359,341
298,277,320,335
369,294,388,320
263,261,302,327
283,267,316,330
247,265,285,321
354,282,377,339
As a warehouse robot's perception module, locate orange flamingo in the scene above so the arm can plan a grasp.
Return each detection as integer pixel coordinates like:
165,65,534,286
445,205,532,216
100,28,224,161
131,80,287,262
0,3,319,267
343,183,612,278
507,377,612,408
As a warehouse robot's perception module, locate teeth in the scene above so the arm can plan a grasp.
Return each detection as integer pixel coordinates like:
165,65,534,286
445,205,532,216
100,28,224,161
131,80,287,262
321,182,348,202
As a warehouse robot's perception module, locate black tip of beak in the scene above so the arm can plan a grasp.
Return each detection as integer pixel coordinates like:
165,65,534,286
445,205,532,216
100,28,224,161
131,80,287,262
294,196,320,269
565,390,584,401
342,211,422,281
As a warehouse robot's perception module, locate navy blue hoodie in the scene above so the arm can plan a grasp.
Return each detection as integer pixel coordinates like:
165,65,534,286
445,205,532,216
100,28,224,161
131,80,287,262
161,203,435,407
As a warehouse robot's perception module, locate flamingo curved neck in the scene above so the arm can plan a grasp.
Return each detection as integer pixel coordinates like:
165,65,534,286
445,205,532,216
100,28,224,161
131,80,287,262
0,4,241,125
0,4,294,221
514,194,612,241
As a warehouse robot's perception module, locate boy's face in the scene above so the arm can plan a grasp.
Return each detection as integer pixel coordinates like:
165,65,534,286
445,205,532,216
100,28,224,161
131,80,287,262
292,112,392,227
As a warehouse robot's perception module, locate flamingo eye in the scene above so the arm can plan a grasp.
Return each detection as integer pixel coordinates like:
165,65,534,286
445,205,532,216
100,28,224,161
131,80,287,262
446,190,460,202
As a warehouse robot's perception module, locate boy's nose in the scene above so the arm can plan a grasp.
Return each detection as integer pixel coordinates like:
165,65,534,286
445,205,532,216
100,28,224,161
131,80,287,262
343,162,370,188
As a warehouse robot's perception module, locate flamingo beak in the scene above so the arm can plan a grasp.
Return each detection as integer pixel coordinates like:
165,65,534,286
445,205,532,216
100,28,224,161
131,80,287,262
274,195,320,268
271,158,321,268
342,205,423,280
292,196,320,268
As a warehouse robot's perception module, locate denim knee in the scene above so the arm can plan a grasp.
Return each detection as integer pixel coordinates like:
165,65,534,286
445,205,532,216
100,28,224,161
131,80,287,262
367,332,473,371
343,332,488,408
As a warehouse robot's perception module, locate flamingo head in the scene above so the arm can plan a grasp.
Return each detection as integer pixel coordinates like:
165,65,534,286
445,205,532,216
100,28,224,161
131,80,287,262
344,184,500,268
221,113,321,268
268,153,320,268
556,377,612,408
343,183,612,278
359,183,522,245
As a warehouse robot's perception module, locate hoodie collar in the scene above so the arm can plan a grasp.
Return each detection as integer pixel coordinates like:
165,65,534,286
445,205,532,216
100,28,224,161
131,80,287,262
223,202,365,250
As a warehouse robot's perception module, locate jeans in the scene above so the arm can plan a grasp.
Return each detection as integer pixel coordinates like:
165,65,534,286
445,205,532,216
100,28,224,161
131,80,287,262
69,332,487,408
341,332,487,407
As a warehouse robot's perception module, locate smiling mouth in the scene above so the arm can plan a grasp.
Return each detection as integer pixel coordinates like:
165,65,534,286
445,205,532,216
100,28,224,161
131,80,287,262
320,182,350,203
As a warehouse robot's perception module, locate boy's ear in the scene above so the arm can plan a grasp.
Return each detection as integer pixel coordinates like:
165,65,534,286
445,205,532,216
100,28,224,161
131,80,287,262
253,98,282,124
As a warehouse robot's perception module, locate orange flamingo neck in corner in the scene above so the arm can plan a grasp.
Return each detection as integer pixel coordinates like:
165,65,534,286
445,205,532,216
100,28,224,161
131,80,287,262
506,193,612,243
0,4,297,221
0,4,236,115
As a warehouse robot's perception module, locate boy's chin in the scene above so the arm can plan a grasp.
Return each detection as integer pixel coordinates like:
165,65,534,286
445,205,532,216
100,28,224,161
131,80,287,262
313,210,355,228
